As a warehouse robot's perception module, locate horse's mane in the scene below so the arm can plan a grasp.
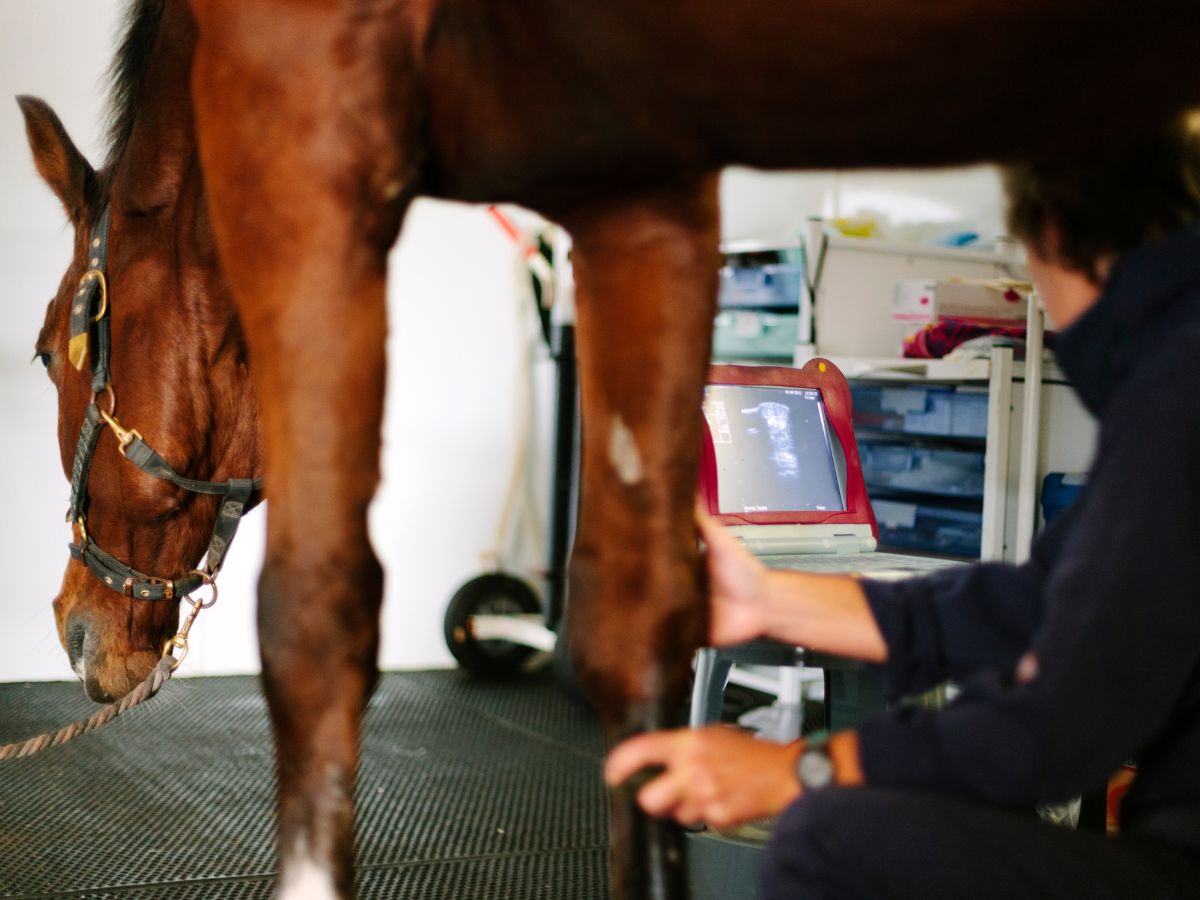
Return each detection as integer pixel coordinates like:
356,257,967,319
103,0,165,171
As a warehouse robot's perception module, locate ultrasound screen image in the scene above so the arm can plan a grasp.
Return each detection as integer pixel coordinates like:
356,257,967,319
703,384,845,514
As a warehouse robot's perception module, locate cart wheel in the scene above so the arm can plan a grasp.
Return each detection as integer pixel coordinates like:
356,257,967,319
444,573,541,677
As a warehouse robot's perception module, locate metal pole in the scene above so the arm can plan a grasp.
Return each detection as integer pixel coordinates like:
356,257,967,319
1014,294,1045,563
980,346,1014,562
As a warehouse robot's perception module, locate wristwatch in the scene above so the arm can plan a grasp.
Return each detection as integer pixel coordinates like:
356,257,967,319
796,732,835,791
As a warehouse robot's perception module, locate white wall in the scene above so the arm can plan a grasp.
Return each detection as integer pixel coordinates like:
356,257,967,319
1,1,131,683
0,4,1004,684
720,166,1005,244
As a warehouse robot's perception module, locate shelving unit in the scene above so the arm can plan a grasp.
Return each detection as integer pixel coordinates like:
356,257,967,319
831,347,1012,561
826,300,1094,564
795,223,1096,564
710,226,1098,561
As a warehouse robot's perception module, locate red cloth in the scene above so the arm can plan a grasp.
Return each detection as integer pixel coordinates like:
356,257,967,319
902,320,1027,359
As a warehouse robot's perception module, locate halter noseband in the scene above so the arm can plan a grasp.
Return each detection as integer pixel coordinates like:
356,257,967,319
65,204,262,604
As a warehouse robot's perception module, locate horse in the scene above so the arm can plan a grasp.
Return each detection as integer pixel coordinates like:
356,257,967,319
20,0,1200,897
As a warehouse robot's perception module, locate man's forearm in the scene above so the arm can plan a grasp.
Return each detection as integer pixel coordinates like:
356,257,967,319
761,571,888,663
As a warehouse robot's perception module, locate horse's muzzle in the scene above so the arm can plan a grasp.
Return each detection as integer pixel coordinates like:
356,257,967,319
65,615,120,703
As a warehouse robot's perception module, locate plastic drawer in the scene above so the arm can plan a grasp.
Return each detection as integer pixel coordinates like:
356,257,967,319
859,443,985,499
718,263,804,311
712,310,798,360
1042,472,1085,524
872,498,982,558
851,385,988,439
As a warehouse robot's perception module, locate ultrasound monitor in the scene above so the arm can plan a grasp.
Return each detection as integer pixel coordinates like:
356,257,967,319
703,383,846,515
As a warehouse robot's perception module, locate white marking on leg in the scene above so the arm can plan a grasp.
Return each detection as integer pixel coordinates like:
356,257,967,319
277,843,337,900
608,415,644,485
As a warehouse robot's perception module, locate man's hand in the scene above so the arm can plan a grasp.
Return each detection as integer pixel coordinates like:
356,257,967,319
697,508,771,646
698,507,889,662
604,724,803,830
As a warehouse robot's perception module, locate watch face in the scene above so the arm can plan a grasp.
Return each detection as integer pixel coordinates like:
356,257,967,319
798,748,835,790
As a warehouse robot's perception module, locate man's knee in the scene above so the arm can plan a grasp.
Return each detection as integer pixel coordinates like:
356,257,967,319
760,788,865,900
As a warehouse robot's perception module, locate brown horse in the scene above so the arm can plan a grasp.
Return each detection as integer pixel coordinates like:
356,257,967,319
20,7,262,705
21,0,1200,897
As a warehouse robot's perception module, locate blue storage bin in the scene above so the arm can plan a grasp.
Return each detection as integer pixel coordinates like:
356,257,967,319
851,385,988,439
872,498,982,558
718,263,804,311
711,310,798,360
860,444,985,499
1042,473,1085,523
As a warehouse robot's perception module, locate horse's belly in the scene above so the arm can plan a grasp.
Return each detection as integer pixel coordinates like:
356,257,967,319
422,0,1200,200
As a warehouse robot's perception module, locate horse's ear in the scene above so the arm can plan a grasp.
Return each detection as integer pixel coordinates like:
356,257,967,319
17,96,95,224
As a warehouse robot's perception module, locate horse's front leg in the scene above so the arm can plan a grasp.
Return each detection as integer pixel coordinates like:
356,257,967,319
563,177,721,900
190,5,415,896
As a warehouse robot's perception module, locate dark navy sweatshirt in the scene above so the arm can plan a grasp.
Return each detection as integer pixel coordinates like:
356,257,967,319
857,223,1200,854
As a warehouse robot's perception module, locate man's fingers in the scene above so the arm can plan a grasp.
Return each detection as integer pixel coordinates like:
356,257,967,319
636,768,693,818
695,505,723,545
673,797,707,828
700,512,755,565
704,801,742,831
606,725,785,829
604,730,685,787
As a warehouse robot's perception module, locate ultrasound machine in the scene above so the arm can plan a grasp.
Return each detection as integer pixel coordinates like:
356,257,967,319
687,360,962,899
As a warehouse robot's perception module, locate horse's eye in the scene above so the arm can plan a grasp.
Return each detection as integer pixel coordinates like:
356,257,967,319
34,352,52,371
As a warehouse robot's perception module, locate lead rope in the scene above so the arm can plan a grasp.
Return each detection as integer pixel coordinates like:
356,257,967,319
0,573,215,762
0,658,174,761
3,203,247,762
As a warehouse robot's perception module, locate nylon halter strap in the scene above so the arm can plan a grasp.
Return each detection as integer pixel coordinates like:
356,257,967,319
65,204,263,603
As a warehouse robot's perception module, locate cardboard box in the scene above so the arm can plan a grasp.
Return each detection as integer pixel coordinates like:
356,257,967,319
893,278,1032,326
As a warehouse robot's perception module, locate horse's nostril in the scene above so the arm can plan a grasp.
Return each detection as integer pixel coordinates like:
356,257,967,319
66,619,87,671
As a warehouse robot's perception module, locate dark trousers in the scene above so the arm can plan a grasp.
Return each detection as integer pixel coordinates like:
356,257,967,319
760,787,1200,900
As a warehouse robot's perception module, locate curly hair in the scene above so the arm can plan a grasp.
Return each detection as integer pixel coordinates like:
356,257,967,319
1003,111,1200,282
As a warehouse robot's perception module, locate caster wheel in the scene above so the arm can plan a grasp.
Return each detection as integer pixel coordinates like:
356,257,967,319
444,573,540,677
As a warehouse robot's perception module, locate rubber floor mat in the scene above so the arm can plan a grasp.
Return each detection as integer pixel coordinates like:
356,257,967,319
0,669,608,898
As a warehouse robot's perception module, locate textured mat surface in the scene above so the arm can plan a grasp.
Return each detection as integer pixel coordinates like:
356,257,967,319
0,670,608,898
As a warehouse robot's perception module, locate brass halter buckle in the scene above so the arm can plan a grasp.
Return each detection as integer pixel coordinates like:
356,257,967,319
67,271,109,371
124,576,175,601
80,269,109,322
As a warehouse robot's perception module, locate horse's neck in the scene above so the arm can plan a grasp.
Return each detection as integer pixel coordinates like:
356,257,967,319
110,0,262,481
108,0,197,210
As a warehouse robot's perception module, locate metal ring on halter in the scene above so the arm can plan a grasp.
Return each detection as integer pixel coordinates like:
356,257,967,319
95,383,116,418
80,269,108,322
184,570,219,609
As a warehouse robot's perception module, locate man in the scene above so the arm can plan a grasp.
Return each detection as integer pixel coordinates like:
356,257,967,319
606,114,1200,898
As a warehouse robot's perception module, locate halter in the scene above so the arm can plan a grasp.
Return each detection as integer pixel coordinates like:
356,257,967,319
64,204,262,627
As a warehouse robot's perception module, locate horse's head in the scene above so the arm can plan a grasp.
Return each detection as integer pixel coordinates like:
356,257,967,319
19,96,261,703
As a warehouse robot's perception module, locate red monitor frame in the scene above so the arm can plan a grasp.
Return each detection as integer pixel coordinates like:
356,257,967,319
698,359,877,536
